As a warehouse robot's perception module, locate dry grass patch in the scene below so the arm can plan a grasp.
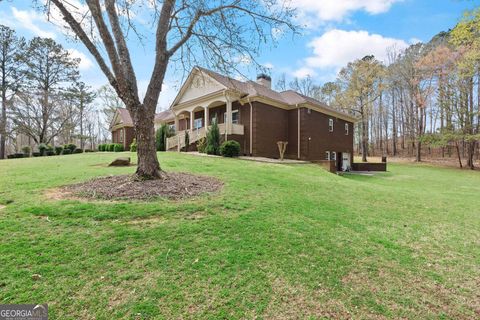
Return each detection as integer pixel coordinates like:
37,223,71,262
263,277,351,319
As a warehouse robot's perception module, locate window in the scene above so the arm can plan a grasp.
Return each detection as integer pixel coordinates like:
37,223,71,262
232,110,239,124
331,152,336,161
345,123,349,135
194,118,203,130
325,151,330,160
169,124,175,132
329,119,334,132
119,129,124,142
223,110,239,124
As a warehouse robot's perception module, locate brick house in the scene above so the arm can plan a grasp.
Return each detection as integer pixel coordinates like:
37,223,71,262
111,67,357,171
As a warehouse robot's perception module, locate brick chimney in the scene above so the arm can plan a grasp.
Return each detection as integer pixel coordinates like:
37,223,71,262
256,74,272,89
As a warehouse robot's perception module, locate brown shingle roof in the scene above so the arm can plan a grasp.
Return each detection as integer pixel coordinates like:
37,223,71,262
155,109,174,122
195,67,355,121
112,108,174,129
117,108,133,126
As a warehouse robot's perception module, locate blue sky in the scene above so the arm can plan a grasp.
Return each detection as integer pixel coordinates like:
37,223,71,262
0,0,478,110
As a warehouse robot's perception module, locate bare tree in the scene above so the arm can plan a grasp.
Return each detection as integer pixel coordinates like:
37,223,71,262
0,25,26,159
338,55,385,162
68,82,96,150
275,73,287,91
289,76,315,96
44,0,297,179
11,37,79,144
97,83,124,125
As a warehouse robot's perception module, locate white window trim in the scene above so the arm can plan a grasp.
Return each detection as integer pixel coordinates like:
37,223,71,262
331,151,336,161
329,119,334,132
325,151,330,160
345,123,349,135
224,110,239,124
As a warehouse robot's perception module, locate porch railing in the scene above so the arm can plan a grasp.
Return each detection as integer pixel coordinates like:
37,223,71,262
166,123,244,151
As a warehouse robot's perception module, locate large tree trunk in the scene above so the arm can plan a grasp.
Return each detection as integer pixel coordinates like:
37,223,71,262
132,105,162,179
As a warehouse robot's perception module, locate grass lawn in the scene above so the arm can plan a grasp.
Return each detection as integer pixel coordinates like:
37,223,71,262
0,152,479,319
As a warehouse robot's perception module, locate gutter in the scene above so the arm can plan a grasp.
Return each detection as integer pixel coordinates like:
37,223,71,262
297,104,300,160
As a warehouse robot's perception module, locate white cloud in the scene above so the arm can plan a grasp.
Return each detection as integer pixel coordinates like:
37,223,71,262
263,62,274,69
293,67,317,78
11,7,56,38
304,29,409,70
409,37,423,44
67,49,93,70
288,0,402,26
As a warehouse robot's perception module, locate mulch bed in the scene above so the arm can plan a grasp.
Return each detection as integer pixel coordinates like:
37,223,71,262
63,172,222,200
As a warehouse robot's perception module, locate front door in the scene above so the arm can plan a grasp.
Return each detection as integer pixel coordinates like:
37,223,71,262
342,153,351,171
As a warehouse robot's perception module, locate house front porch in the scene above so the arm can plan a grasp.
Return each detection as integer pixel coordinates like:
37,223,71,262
166,93,245,151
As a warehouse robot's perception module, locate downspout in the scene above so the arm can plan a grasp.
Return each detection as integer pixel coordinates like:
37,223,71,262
223,90,229,140
247,98,253,156
297,104,300,160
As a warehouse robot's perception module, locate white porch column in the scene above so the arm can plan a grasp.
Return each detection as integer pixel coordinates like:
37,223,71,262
190,111,194,131
204,106,209,128
226,98,232,136
174,114,179,134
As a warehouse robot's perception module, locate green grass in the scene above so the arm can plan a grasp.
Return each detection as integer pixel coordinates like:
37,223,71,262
0,152,479,319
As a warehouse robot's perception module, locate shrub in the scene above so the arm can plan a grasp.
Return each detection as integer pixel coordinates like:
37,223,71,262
55,146,63,155
130,139,137,152
46,144,54,153
220,140,240,157
197,137,207,153
85,149,94,153
62,149,72,155
205,120,221,155
98,144,106,151
32,152,41,157
7,154,14,159
113,144,124,152
64,143,76,153
38,143,47,156
46,150,55,156
156,124,174,151
184,131,190,152
108,144,116,152
22,146,31,156
73,148,83,154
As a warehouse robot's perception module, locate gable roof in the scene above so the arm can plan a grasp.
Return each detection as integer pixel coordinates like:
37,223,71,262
173,67,357,122
155,109,174,122
110,108,174,130
110,108,133,129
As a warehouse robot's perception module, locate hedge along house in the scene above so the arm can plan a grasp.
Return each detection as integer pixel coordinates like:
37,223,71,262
166,67,358,171
110,108,175,150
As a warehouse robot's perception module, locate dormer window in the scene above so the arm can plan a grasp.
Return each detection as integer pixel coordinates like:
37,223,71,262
345,123,349,135
329,119,334,132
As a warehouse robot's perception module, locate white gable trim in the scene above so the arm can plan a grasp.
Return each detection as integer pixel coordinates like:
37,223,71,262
170,67,228,108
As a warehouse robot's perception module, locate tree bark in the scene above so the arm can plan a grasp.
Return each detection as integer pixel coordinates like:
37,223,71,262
131,104,162,179
455,141,463,169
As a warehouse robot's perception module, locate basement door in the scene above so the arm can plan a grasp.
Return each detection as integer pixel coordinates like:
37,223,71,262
342,153,351,171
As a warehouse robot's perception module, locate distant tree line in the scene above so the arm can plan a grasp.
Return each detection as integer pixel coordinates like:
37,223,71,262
0,25,119,158
277,10,480,169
